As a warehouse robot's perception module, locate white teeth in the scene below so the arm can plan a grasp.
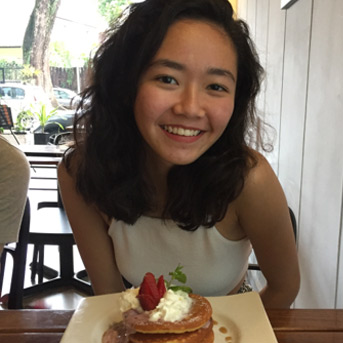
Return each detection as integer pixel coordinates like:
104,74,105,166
163,126,200,137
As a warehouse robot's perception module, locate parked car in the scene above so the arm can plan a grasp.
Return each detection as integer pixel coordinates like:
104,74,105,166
53,87,81,109
0,83,49,125
33,109,75,144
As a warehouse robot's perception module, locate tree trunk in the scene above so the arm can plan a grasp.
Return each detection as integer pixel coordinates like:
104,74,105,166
23,0,61,107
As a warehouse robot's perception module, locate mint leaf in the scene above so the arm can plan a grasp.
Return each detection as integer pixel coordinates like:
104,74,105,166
173,271,187,284
169,285,193,294
166,264,190,290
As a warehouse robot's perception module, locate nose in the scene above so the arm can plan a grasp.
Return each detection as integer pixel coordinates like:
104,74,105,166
172,85,205,118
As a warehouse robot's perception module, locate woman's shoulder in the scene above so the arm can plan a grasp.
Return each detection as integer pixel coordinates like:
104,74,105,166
236,148,286,214
244,148,276,187
57,149,112,226
216,149,276,239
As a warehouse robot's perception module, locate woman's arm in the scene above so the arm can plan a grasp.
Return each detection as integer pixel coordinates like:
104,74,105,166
58,161,125,295
236,153,300,308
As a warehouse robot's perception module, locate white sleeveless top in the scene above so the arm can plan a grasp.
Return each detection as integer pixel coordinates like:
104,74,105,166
108,216,252,296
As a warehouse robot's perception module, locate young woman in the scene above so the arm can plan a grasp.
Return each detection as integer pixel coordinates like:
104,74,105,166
58,0,300,308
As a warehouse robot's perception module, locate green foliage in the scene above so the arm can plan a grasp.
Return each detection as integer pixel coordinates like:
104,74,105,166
49,41,91,74
0,60,40,83
98,0,132,24
21,64,41,82
165,264,193,294
27,104,63,132
0,60,21,68
0,60,22,81
49,41,73,68
15,110,34,132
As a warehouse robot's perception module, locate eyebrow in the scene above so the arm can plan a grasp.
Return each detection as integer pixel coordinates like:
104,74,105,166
149,59,236,83
149,59,184,71
208,67,236,83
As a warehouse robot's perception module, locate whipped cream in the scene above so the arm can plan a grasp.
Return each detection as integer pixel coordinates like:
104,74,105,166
119,288,193,322
119,288,143,313
149,289,193,322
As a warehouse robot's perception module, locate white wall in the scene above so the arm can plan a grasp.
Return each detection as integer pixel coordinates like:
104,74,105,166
238,0,343,308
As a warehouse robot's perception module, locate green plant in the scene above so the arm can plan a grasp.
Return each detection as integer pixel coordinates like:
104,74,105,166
98,0,132,24
21,64,41,83
15,110,34,132
27,104,64,133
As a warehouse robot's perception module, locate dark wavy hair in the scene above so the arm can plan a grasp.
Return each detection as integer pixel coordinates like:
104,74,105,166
64,0,264,230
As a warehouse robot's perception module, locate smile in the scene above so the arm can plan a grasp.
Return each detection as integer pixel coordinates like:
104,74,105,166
162,125,201,137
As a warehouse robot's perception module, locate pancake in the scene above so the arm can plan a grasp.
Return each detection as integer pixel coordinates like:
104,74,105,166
124,294,212,334
129,319,214,343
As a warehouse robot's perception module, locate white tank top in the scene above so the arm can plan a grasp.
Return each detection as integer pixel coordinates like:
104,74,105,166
108,216,252,296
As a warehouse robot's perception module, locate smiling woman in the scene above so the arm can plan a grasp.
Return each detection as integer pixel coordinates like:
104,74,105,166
58,0,299,309
134,19,237,167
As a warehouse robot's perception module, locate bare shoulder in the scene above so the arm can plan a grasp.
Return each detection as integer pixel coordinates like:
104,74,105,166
216,150,281,240
245,149,277,187
57,148,81,179
57,152,111,226
238,149,282,202
235,148,291,237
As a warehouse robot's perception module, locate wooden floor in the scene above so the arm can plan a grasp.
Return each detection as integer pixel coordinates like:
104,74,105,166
0,243,88,310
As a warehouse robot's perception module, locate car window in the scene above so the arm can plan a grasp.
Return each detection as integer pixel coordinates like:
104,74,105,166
14,87,25,99
1,87,13,98
54,89,71,99
60,91,70,99
0,86,25,99
54,90,62,98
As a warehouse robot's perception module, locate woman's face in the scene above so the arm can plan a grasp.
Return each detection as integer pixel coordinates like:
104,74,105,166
134,19,237,171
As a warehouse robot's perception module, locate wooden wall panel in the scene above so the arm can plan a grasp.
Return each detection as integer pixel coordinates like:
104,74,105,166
277,0,312,222
254,0,269,118
246,0,257,38
262,0,285,172
238,0,343,308
297,0,343,308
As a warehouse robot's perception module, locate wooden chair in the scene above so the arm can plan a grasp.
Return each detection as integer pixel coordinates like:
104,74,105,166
0,197,93,309
0,104,19,144
26,200,93,297
0,199,31,309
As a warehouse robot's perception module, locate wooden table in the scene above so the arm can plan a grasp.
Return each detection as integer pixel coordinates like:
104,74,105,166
0,309,342,342
269,309,343,342
19,144,67,158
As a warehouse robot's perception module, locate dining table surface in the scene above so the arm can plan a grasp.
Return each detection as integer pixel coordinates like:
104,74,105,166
19,144,68,157
20,144,67,166
0,308,342,343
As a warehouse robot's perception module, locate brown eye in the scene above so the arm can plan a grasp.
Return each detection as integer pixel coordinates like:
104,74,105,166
158,76,178,85
208,84,227,92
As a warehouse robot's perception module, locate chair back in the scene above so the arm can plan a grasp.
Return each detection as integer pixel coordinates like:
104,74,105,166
0,198,31,309
0,105,14,129
288,207,297,240
0,104,20,144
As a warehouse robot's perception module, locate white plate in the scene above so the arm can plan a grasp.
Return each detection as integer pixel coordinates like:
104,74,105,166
61,291,277,343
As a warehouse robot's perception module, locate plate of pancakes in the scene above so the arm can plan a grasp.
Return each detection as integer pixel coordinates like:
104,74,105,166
61,291,277,343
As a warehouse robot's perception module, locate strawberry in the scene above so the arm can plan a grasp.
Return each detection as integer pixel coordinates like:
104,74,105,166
157,275,166,298
137,272,166,311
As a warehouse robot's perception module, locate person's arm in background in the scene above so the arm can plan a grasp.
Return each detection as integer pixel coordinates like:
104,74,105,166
0,136,30,257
